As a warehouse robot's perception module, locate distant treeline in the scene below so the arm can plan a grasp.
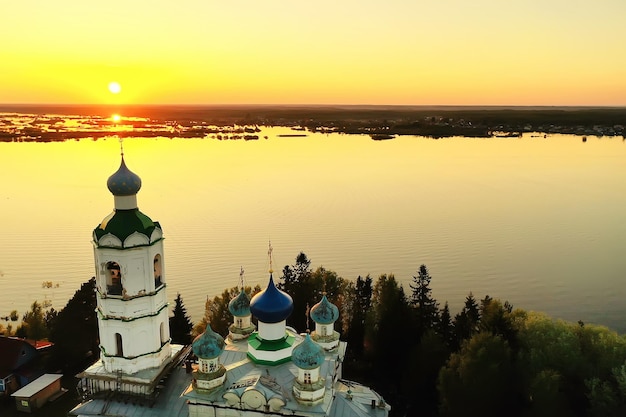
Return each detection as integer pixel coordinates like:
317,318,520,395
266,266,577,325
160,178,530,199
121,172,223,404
2,104,625,138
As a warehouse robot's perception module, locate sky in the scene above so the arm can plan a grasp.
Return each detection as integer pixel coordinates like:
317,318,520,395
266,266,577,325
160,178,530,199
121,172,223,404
1,0,626,106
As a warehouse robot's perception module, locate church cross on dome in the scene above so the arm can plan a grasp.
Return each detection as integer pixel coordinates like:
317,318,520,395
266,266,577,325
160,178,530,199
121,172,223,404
268,240,274,274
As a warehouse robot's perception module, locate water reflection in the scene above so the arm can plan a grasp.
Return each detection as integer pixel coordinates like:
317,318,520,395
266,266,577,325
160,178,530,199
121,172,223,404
0,130,624,332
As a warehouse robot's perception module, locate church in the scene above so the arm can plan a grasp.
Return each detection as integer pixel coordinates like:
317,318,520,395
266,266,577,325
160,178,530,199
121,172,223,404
70,152,390,417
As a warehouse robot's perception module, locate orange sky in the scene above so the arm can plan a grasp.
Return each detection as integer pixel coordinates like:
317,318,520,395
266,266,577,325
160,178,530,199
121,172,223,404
2,1,625,106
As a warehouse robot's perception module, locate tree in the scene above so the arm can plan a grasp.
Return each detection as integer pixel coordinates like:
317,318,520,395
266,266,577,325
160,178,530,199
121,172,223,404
409,264,440,337
366,274,413,378
452,292,480,348
279,252,314,332
437,302,454,348
344,275,372,358
169,293,193,345
18,301,48,340
195,285,260,337
48,278,99,372
438,332,520,417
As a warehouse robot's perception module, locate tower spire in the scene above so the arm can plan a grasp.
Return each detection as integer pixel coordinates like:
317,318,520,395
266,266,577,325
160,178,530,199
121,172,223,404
239,266,245,290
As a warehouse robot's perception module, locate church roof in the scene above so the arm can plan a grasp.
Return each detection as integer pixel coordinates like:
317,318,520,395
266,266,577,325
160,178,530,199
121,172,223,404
192,325,225,360
291,333,325,370
310,294,339,325
94,209,161,244
250,275,293,324
107,156,142,196
228,289,251,317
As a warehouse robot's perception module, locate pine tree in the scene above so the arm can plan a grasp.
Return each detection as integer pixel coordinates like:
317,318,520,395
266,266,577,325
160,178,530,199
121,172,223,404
409,264,440,336
48,278,99,372
169,293,194,345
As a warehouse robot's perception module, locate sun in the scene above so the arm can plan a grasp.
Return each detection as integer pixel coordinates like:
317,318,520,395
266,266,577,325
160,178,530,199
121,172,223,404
111,114,121,123
108,81,122,95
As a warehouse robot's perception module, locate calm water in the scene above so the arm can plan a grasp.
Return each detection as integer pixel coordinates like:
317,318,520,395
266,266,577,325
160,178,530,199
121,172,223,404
1,129,625,332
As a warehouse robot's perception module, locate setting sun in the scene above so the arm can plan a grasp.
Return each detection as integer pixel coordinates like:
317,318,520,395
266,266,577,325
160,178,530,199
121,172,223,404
111,114,121,123
108,82,122,95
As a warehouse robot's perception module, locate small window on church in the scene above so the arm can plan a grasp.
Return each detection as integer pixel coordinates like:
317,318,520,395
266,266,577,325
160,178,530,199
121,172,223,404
321,325,327,336
115,333,123,357
201,361,209,373
106,262,123,295
154,254,162,288
304,372,311,384
209,362,217,372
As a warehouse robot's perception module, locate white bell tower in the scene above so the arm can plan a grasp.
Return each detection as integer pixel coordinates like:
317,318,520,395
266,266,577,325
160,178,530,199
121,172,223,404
92,152,171,375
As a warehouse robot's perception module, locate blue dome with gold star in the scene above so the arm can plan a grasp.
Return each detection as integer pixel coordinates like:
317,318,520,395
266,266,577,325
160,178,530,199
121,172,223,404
310,294,339,325
107,156,142,196
292,334,325,370
192,324,225,360
250,275,293,324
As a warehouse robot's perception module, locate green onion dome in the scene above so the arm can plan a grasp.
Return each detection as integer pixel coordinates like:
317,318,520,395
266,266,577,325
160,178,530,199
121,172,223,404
310,294,339,325
250,275,293,324
107,156,142,196
292,334,325,370
192,324,225,360
228,289,251,317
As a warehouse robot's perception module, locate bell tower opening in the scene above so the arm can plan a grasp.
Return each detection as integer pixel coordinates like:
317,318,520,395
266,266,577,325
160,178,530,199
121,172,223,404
106,262,123,295
154,254,162,288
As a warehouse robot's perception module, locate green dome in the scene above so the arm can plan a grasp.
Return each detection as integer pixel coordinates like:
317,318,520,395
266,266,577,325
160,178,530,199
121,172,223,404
292,334,325,370
310,295,339,325
193,324,225,360
94,209,161,245
228,290,251,317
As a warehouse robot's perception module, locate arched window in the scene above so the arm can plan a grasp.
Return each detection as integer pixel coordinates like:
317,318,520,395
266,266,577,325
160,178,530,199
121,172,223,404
153,254,163,288
106,262,123,295
115,333,123,357
304,372,311,384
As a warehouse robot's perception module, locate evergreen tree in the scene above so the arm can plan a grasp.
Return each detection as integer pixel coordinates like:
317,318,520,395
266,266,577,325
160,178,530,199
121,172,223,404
279,252,314,332
48,278,98,372
344,275,372,358
409,264,440,336
169,293,193,345
453,292,481,348
438,301,454,348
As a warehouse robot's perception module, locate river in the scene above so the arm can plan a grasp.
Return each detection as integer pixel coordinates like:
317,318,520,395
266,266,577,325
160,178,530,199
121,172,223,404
1,128,624,332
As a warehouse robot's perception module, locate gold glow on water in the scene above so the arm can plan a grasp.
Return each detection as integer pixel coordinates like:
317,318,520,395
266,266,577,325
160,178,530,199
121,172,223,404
0,131,625,332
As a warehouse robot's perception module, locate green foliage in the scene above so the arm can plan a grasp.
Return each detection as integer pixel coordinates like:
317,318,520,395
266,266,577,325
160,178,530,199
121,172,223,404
279,253,346,333
48,277,99,372
343,275,372,358
452,292,480,348
438,332,520,417
195,285,260,337
169,293,194,345
18,301,49,340
409,264,439,337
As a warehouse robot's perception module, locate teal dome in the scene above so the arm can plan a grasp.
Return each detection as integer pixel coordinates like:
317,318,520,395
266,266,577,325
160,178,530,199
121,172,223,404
107,156,142,196
229,290,251,317
192,324,225,360
292,334,325,370
310,295,339,325
250,275,293,324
